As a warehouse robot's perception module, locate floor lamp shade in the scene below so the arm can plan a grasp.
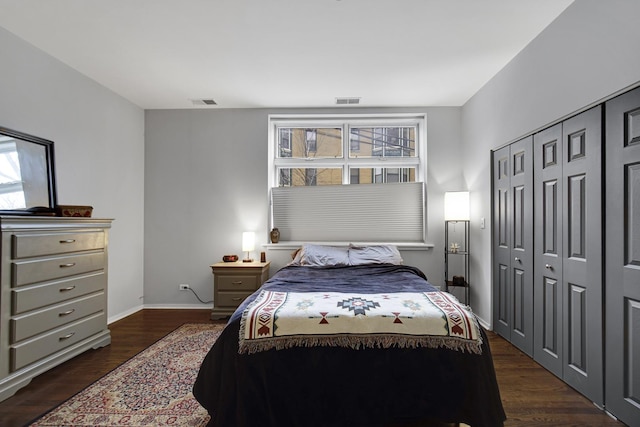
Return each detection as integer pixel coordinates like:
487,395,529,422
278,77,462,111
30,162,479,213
444,191,470,221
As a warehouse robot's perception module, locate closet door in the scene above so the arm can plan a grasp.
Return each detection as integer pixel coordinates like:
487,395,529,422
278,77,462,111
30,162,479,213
493,145,512,342
605,87,640,426
533,123,564,378
561,106,603,406
493,137,533,356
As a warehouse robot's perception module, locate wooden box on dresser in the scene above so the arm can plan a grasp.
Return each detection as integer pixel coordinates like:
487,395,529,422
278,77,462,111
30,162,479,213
0,216,112,402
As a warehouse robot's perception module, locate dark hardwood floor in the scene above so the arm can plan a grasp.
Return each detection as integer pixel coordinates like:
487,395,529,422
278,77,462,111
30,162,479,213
0,309,625,427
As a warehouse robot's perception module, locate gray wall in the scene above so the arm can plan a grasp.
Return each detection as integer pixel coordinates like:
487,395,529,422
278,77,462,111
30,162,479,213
6,0,640,325
0,27,146,322
462,0,640,324
144,107,465,307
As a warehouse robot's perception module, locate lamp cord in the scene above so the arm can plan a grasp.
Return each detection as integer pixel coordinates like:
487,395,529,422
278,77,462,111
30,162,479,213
187,287,213,304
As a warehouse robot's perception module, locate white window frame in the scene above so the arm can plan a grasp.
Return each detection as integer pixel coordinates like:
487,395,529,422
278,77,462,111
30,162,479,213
267,113,428,245
267,113,427,187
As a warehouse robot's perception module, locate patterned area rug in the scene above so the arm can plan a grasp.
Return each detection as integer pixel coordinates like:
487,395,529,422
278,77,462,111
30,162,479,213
29,323,223,427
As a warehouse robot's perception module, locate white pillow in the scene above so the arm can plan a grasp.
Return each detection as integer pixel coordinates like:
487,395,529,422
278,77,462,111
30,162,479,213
298,244,350,267
348,244,403,265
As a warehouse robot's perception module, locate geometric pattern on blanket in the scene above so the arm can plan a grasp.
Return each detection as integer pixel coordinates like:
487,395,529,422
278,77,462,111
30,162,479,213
239,290,482,355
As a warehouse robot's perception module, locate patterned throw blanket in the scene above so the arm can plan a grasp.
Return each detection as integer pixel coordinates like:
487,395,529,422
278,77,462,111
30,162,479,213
239,290,482,355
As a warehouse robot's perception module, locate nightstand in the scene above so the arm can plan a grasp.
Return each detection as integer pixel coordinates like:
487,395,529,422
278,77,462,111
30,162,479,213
210,261,270,320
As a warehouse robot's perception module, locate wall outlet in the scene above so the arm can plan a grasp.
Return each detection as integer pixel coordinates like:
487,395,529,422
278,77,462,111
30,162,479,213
179,284,190,291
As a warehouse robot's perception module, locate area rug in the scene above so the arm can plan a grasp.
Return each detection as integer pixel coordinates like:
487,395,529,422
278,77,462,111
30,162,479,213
28,323,224,427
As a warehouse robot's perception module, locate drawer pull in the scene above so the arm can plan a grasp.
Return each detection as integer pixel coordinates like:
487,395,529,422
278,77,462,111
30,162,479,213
59,332,75,341
60,262,76,268
231,297,242,301
232,281,243,285
59,285,76,292
59,239,76,244
59,309,75,317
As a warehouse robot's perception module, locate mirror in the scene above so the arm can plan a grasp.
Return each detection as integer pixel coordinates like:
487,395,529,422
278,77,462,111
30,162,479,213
0,126,57,215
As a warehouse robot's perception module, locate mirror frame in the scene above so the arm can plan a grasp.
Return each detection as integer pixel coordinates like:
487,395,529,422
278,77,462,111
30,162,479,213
0,126,58,215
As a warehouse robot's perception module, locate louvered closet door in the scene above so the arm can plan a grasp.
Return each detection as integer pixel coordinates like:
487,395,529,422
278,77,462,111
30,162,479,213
533,123,564,378
605,87,640,426
561,106,603,406
493,137,534,356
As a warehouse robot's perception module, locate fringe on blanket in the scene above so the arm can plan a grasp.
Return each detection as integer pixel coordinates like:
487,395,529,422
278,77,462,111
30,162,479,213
238,332,483,355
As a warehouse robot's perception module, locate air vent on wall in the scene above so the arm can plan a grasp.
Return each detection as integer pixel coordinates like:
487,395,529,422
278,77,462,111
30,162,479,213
336,97,361,105
191,99,217,106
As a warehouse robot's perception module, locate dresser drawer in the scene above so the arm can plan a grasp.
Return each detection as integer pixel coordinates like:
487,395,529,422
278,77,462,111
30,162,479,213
12,231,105,258
217,275,259,291
12,272,105,315
216,291,253,308
10,312,106,371
12,252,106,287
11,292,105,342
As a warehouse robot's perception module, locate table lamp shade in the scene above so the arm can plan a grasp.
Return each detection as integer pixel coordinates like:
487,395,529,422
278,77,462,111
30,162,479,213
242,232,256,252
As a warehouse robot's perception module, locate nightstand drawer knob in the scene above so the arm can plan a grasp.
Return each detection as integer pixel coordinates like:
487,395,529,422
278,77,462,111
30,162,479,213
59,239,76,244
232,281,243,285
231,297,242,301
59,309,75,317
59,285,76,292
59,262,76,268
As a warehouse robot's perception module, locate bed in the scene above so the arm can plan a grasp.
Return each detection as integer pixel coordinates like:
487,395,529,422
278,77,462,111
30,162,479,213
193,244,506,427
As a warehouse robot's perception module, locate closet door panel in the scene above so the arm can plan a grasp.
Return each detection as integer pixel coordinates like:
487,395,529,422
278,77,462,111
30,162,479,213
493,146,512,339
493,137,533,355
496,263,509,328
605,86,640,426
534,124,563,377
567,283,587,373
508,137,534,356
561,106,603,406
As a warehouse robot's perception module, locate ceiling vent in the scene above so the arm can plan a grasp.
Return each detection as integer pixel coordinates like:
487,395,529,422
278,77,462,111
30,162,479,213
191,98,217,106
336,97,360,105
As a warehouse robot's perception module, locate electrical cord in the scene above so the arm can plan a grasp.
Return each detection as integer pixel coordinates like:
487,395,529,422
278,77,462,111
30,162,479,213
187,287,213,304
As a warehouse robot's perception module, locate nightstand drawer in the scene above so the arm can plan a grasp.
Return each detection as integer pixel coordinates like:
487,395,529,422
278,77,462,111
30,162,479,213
12,252,106,287
11,292,105,342
216,291,253,307
217,275,259,291
12,231,105,258
10,312,105,372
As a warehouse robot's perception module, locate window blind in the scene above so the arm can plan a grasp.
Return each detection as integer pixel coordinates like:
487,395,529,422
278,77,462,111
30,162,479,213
271,182,425,243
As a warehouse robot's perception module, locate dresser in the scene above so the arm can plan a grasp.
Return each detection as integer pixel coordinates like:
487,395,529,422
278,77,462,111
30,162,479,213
0,216,112,401
210,261,270,319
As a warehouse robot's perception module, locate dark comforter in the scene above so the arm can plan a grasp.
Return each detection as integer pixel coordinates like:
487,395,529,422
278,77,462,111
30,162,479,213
193,264,506,427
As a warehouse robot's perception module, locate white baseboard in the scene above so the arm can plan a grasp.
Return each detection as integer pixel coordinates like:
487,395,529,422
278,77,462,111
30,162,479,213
475,315,491,330
108,304,212,325
108,305,143,325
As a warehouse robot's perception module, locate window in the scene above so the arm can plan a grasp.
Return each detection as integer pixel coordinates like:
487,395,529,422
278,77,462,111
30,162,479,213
350,128,360,152
269,114,425,187
0,139,25,208
305,129,317,152
268,113,427,243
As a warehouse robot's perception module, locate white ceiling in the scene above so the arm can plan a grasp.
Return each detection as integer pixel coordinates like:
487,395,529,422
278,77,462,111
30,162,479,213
0,0,573,110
